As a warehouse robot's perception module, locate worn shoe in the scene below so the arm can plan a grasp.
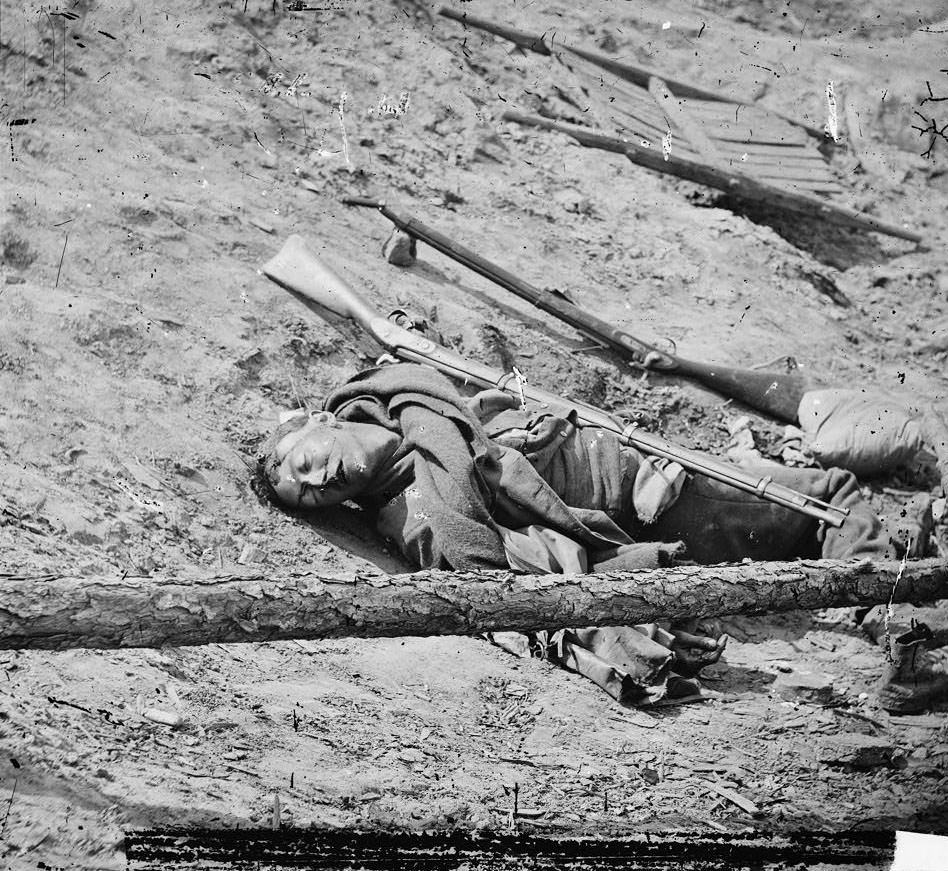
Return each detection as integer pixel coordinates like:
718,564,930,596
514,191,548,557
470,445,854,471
876,623,948,714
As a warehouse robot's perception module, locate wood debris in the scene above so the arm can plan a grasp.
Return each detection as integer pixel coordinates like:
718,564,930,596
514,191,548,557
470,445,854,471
701,780,760,815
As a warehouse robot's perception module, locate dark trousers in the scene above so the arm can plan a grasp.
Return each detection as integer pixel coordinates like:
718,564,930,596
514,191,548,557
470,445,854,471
631,465,890,565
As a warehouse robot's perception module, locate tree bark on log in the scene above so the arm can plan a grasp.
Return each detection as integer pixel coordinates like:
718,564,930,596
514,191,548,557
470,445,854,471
0,558,945,651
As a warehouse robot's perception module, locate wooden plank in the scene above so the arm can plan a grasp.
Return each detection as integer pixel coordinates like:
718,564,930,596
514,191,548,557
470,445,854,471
561,57,704,160
501,111,922,242
647,76,726,168
751,173,842,190
685,100,809,136
721,147,830,163
606,112,701,155
607,120,703,161
559,93,830,181
757,179,844,194
687,99,803,123
565,57,670,127
712,140,830,159
577,66,811,148
563,44,730,103
562,45,824,138
744,172,843,193
728,164,839,188
561,52,834,189
724,164,836,183
709,127,812,146
721,158,836,179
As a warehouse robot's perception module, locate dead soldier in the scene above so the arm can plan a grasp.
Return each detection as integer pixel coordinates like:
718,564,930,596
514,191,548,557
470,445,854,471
256,363,946,711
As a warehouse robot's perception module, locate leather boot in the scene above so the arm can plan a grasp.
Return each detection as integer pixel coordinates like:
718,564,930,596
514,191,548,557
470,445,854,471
876,623,948,714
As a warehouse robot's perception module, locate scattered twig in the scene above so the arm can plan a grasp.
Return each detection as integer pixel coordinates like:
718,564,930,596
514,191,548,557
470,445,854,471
701,780,759,815
55,232,69,288
47,695,126,728
0,778,16,839
913,109,948,159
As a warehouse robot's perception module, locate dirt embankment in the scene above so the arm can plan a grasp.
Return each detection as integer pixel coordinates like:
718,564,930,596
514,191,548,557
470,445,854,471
1,1,947,868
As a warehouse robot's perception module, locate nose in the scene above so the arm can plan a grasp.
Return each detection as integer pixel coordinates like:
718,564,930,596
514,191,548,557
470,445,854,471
290,442,334,486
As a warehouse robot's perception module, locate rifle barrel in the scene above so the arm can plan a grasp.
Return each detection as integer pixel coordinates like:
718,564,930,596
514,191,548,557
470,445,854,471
343,199,808,423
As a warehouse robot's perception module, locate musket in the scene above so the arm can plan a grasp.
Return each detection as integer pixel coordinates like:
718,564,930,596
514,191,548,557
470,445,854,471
342,196,809,423
261,234,849,528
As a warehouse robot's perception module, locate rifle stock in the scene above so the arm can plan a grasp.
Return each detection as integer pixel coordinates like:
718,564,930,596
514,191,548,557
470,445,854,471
261,235,847,529
342,198,808,423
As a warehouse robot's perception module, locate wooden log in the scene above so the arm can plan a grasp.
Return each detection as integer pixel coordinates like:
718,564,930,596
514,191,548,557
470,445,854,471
502,111,921,242
0,558,945,651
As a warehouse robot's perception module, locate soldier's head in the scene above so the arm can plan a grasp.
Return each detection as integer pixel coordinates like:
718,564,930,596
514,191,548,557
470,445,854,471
257,410,397,510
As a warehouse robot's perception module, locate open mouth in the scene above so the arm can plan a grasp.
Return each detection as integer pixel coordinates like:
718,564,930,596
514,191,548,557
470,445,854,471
298,461,349,506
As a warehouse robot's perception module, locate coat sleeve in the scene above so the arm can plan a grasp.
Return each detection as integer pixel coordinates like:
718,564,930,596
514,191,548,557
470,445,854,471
375,488,451,570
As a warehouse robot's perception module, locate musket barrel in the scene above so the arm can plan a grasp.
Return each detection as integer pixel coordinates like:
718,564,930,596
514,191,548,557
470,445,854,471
344,199,807,422
438,6,552,54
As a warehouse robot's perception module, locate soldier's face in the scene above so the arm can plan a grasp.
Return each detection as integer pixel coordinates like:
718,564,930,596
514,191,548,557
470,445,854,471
270,412,372,509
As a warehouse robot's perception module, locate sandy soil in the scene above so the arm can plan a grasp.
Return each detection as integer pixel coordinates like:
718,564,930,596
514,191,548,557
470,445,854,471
1,1,947,867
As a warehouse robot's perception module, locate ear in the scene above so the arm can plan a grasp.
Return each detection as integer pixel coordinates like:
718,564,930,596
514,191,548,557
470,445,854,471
311,410,337,426
279,408,308,425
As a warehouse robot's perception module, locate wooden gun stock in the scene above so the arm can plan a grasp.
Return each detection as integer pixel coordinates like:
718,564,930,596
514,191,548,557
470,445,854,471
261,235,848,528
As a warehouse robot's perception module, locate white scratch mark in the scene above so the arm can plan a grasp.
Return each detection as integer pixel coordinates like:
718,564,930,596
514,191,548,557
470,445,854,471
824,81,840,143
337,91,352,168
661,129,673,160
512,366,528,412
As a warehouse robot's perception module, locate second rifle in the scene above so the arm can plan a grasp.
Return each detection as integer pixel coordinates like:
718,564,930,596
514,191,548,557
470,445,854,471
342,197,809,424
